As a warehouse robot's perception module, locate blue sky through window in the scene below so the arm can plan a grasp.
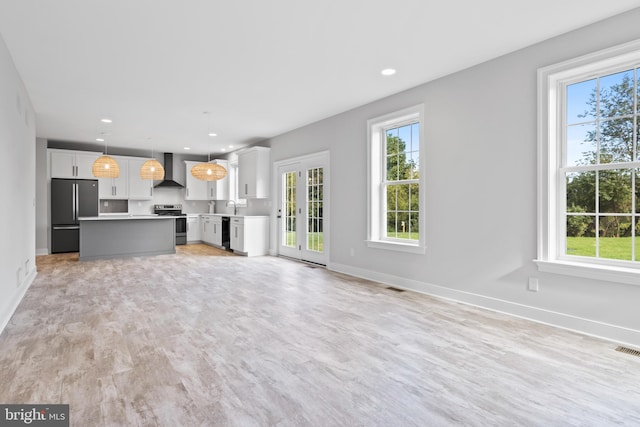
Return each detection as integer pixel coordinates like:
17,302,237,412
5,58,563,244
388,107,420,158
565,68,637,166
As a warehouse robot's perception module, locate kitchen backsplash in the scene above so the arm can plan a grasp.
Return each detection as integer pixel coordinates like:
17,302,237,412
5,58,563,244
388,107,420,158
122,188,271,216
99,199,128,214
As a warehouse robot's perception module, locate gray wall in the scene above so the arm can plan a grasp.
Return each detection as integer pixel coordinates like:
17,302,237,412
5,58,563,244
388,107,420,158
0,32,36,331
267,8,640,345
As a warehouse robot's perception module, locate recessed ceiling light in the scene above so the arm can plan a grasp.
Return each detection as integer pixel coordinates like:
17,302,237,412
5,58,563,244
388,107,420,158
221,148,226,152
100,118,112,123
381,68,396,76
96,138,105,142
229,145,234,148
184,147,191,150
208,133,217,137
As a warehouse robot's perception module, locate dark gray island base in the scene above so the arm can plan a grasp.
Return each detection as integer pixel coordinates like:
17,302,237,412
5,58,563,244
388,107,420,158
79,216,176,261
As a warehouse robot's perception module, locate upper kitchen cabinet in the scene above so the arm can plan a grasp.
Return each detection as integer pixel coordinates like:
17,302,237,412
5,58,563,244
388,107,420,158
128,158,154,200
207,159,229,200
98,155,129,199
50,149,102,179
238,147,270,198
184,161,209,200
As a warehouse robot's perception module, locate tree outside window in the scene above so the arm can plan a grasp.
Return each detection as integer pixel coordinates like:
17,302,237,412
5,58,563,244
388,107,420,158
384,122,419,241
565,68,640,261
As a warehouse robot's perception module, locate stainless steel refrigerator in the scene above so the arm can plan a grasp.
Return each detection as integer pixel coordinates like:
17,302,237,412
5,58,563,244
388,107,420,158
51,178,99,253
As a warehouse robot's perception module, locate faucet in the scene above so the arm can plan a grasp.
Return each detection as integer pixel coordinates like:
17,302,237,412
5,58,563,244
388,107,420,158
227,200,237,215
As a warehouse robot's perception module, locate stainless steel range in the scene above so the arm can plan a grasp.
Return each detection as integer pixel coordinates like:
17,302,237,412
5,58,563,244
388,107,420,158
153,204,187,245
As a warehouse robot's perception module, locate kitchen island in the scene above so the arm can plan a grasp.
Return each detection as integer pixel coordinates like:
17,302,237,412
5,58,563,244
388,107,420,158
78,215,176,261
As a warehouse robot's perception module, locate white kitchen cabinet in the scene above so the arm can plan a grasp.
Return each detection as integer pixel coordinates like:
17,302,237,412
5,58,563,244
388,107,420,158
187,215,202,243
238,147,270,198
201,215,215,244
207,159,229,200
230,216,269,256
184,161,210,200
128,158,154,200
98,155,129,199
211,216,223,247
201,214,224,247
50,149,102,179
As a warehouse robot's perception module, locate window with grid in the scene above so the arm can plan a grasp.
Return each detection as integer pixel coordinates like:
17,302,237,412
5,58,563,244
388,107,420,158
384,122,419,241
564,68,640,263
538,41,640,283
367,105,425,253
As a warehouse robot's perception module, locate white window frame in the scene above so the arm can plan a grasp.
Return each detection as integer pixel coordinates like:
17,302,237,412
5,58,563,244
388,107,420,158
537,39,640,285
228,157,247,206
367,104,426,254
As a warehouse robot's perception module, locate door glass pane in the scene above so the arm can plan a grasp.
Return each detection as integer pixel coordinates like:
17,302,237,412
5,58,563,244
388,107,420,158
306,167,323,253
284,171,296,248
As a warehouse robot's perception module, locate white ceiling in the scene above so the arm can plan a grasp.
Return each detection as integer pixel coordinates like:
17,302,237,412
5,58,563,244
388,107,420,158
0,1,638,155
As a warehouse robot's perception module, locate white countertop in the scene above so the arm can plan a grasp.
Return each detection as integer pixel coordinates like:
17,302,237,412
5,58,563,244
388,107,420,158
196,213,269,218
79,215,178,221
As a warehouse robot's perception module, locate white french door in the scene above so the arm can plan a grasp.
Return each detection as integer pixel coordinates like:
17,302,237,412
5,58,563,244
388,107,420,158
277,152,329,265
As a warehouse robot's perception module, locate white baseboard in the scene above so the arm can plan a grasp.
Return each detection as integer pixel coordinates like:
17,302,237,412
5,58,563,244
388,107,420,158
0,268,37,336
328,262,640,348
35,248,48,256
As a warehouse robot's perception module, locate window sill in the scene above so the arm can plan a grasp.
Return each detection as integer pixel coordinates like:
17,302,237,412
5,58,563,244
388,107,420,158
366,240,426,254
535,259,640,286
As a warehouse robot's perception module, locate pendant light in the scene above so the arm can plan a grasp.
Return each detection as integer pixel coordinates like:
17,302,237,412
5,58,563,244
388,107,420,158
92,136,120,178
191,153,227,181
140,149,165,180
191,112,227,181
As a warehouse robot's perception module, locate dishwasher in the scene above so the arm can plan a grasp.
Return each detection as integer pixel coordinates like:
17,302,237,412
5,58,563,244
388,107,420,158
221,216,231,250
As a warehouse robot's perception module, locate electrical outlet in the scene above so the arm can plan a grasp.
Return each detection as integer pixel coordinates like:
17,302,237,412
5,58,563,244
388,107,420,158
103,201,108,207
528,277,539,292
16,267,22,288
25,259,29,275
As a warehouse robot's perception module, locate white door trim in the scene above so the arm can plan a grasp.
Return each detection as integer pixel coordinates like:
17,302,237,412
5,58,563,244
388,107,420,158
273,151,330,264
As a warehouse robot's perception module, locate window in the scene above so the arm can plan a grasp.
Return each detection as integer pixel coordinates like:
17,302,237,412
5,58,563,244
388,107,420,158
367,105,425,253
538,40,640,284
228,160,246,206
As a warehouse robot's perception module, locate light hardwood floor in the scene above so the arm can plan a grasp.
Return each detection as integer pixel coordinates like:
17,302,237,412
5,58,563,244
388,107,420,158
1,244,639,426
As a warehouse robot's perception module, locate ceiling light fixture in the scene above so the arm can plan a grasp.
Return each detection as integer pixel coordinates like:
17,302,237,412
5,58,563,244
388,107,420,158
100,118,113,123
184,147,191,150
381,68,396,76
208,133,217,137
140,149,165,180
96,138,104,142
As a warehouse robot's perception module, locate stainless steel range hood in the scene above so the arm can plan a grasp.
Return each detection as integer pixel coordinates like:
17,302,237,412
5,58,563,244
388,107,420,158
154,153,184,188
